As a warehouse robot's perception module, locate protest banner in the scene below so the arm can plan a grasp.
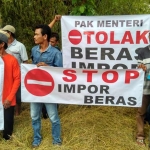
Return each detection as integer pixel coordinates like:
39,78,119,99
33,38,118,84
0,57,4,130
21,64,144,107
61,15,150,69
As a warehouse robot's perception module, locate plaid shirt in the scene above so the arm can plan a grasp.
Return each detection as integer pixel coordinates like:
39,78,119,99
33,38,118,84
138,45,150,94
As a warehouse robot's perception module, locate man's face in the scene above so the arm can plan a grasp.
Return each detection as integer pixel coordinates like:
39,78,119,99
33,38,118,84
34,28,45,44
50,37,58,47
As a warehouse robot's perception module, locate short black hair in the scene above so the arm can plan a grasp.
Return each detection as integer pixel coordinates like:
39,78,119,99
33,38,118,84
50,32,59,41
0,40,8,49
35,24,51,42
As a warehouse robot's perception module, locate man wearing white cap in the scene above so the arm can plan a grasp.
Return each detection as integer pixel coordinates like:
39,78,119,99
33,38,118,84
2,25,28,116
0,30,20,140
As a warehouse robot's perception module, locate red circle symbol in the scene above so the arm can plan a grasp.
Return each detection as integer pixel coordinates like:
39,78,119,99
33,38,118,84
24,69,54,96
68,30,82,45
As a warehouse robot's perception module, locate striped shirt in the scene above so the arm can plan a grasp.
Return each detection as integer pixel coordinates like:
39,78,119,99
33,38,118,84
138,45,150,94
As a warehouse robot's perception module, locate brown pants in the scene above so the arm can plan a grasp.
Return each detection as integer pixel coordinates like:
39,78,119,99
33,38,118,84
136,95,150,139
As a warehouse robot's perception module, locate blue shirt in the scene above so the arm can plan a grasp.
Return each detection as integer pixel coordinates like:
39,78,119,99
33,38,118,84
31,45,62,67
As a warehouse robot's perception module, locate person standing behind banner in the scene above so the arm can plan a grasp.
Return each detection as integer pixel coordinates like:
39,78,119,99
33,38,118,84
136,44,150,146
2,25,28,116
135,46,150,125
30,24,62,147
48,15,61,48
48,15,61,51
0,30,20,140
50,32,61,51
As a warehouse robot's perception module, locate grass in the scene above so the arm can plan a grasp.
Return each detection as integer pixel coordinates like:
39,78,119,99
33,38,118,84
0,103,149,150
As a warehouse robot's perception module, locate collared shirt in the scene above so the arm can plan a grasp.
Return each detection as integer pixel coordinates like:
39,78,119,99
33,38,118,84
31,45,62,67
137,45,150,94
6,39,28,64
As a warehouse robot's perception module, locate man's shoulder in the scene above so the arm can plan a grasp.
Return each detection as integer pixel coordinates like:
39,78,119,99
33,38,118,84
10,40,26,51
6,49,14,55
55,46,61,51
48,45,61,53
15,40,25,47
138,45,150,54
5,54,18,62
32,45,39,51
142,45,149,50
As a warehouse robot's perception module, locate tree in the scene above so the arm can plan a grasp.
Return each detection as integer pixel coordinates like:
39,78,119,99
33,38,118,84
0,0,68,54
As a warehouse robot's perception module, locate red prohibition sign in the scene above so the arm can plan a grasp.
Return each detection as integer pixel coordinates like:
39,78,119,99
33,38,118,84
24,69,54,96
68,29,82,45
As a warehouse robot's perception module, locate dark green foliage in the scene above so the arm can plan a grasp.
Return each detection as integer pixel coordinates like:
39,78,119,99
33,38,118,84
70,0,150,15
0,0,68,56
70,0,97,15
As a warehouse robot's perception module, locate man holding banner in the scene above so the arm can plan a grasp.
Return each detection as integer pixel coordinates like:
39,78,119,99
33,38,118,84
30,24,62,147
0,30,20,140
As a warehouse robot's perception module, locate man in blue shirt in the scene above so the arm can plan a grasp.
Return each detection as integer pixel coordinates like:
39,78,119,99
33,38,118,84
31,24,62,147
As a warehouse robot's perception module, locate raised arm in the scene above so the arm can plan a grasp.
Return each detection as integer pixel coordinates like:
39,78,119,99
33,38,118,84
48,15,61,28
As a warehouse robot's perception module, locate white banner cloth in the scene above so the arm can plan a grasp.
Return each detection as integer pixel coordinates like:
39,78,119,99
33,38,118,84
0,57,4,130
21,64,144,107
61,15,150,69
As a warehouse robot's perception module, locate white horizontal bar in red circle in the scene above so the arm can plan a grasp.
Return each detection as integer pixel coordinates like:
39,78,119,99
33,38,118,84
27,79,52,86
69,36,81,39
